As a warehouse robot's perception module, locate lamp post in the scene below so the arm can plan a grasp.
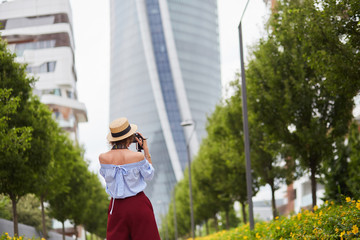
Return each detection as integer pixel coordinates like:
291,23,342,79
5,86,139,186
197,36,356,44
180,120,196,239
238,0,255,230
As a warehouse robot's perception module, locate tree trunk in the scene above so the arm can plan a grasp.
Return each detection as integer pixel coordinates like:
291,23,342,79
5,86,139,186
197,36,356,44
74,225,78,240
213,214,218,232
62,221,65,240
270,182,278,219
225,210,230,230
241,201,247,224
310,164,317,209
10,195,19,237
40,195,48,239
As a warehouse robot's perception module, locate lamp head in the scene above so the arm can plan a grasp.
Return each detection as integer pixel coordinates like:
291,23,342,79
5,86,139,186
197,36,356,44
180,120,194,127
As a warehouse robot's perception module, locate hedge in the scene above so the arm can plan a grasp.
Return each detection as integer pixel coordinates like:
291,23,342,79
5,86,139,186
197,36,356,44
193,197,360,240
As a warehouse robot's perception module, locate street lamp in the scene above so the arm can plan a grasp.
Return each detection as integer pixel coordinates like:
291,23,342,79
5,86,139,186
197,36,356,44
238,0,255,230
180,120,196,239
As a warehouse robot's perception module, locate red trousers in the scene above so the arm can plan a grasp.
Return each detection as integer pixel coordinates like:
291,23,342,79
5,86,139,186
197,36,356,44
107,191,161,240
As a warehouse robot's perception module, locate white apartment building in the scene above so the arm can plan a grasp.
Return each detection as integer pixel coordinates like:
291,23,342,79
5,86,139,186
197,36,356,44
0,0,87,142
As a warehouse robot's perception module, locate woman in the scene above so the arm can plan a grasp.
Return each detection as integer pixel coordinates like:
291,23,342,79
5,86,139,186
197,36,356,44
99,117,160,240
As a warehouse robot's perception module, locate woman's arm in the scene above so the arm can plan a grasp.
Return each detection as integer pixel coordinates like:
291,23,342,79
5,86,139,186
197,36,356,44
142,139,152,164
135,133,152,164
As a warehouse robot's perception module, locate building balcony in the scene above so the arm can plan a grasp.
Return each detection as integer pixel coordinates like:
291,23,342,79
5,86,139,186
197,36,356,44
41,94,87,123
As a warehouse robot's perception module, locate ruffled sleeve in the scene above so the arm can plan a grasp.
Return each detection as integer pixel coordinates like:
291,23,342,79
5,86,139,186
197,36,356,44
140,160,154,181
99,168,105,178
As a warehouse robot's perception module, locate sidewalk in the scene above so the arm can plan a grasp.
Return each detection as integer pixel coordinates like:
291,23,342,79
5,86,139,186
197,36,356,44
0,218,73,240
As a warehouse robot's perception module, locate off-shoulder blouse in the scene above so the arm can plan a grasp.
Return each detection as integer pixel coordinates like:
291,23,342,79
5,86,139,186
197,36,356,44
99,159,154,214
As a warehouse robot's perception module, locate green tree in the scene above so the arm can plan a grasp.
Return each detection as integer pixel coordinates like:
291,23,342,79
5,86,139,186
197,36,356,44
218,208,240,230
321,136,352,202
21,96,59,238
0,194,11,220
249,118,287,219
82,172,108,238
347,122,360,198
47,135,80,240
174,173,191,238
0,36,49,236
33,127,71,238
0,194,51,231
245,73,294,219
48,143,91,240
0,88,32,235
0,39,34,108
16,194,52,232
205,94,259,224
192,146,221,231
67,147,91,239
324,121,360,201
246,0,360,208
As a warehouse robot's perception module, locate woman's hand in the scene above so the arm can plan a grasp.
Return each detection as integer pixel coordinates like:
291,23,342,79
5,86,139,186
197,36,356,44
135,132,151,163
135,132,146,148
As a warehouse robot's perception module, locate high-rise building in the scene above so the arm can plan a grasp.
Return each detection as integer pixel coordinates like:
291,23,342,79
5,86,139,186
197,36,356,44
109,0,221,221
0,0,87,142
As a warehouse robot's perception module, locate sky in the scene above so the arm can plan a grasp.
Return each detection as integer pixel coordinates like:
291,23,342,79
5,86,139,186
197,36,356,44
70,0,274,199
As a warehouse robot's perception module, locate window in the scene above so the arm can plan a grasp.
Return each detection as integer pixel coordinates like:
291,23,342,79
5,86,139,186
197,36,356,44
47,61,56,72
2,13,70,30
15,40,56,56
26,61,56,74
42,88,61,96
6,16,55,29
66,90,73,99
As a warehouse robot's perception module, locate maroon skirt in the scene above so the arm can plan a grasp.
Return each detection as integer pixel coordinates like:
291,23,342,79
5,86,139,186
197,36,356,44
107,191,160,240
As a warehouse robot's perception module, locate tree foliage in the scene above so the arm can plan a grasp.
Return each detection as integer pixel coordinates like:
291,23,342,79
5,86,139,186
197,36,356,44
322,122,360,201
246,0,360,208
347,122,360,198
162,0,360,237
0,89,32,199
0,36,107,238
82,172,108,238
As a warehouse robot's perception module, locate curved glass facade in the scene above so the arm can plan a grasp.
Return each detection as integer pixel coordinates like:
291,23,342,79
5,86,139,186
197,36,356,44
145,0,188,171
168,0,221,141
109,0,220,223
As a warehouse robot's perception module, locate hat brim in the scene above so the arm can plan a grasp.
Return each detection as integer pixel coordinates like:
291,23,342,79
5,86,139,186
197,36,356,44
107,124,138,142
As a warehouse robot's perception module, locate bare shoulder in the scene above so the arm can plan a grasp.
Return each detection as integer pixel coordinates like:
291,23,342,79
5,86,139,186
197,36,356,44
130,151,145,162
99,152,110,164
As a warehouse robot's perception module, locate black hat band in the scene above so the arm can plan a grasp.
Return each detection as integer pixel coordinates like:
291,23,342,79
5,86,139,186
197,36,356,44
111,125,131,138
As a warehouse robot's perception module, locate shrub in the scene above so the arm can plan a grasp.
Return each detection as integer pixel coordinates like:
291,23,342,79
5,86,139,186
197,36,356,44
193,197,360,239
0,232,44,240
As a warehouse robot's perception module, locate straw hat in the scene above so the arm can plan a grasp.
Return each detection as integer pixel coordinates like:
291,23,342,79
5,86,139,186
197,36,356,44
107,117,137,142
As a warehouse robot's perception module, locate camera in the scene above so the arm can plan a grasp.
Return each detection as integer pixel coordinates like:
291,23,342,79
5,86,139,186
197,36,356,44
133,133,143,151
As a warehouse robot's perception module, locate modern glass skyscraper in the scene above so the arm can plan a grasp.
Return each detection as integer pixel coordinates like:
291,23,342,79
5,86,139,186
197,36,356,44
109,0,221,221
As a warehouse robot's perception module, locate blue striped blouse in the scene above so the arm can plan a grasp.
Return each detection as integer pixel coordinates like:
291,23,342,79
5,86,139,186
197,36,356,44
99,159,154,199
